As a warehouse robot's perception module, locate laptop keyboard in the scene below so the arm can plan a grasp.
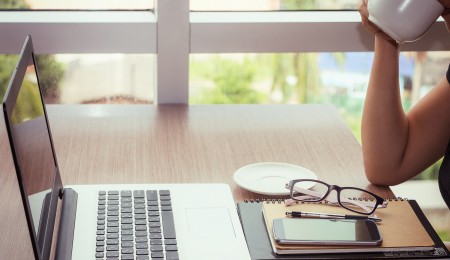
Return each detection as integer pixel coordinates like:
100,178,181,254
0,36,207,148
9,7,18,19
95,190,179,260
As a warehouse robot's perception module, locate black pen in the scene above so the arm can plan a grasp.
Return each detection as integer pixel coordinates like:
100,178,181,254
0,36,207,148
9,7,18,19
285,211,382,222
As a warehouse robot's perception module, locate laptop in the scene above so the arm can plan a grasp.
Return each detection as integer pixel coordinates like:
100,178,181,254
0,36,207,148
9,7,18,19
2,35,250,260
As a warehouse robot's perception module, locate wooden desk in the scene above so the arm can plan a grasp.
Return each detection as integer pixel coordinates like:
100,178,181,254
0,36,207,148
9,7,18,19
0,104,394,259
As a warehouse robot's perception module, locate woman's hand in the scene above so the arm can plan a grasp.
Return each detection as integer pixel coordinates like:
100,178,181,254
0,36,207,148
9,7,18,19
358,0,399,46
438,0,450,32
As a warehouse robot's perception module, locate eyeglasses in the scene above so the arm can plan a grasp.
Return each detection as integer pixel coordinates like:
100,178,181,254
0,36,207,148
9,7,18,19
285,179,387,215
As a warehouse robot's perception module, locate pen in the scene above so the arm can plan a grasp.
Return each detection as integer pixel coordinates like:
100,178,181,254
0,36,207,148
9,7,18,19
285,211,382,222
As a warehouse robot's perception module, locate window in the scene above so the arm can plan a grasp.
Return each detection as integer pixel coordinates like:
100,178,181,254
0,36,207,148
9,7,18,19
190,51,448,142
0,0,154,10
0,0,449,241
190,0,358,11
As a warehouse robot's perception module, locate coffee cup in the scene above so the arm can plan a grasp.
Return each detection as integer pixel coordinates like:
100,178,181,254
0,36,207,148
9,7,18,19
367,0,444,43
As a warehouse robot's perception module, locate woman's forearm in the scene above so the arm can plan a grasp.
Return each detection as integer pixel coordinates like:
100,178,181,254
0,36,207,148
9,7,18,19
361,36,409,185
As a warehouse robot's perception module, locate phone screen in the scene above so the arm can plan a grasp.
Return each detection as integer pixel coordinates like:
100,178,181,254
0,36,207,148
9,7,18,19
273,218,381,245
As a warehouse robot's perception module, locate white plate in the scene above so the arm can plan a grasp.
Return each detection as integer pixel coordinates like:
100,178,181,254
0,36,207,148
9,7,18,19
233,162,318,196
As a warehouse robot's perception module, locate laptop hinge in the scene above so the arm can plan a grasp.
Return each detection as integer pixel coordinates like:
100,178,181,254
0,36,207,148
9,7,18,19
55,188,78,260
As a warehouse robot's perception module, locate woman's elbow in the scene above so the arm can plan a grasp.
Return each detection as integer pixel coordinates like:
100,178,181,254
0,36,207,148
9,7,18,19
364,167,404,187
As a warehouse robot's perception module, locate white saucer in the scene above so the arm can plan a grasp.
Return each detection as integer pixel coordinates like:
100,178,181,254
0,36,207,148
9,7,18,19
233,162,318,196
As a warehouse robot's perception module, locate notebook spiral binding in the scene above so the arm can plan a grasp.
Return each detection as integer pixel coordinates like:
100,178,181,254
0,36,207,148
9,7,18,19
243,197,407,204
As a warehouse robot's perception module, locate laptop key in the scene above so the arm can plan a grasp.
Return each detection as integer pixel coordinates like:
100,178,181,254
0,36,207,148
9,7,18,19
150,252,164,258
107,233,119,239
150,239,163,245
106,239,119,245
107,211,119,216
121,208,132,213
147,206,159,211
134,208,146,214
121,224,133,230
159,196,171,201
121,197,132,203
135,219,147,225
135,225,147,231
160,200,171,206
166,251,179,260
121,202,132,208
164,239,177,245
134,190,145,198
121,254,134,260
108,191,119,195
107,200,119,205
106,245,119,251
121,236,133,241
137,256,150,260
161,206,172,211
136,249,149,255
107,216,119,222
147,201,158,206
121,248,134,254
135,231,147,237
121,230,133,236
135,198,145,204
161,211,176,239
150,245,163,252
95,252,104,258
135,214,146,219
159,190,170,196
136,243,149,249
148,216,160,222
149,227,161,233
135,237,148,243
149,222,160,228
121,241,133,248
166,245,178,251
108,195,119,200
107,205,119,211
106,251,119,257
121,218,133,224
120,190,132,197
135,204,145,209
121,213,132,218
146,190,158,201
96,246,104,252
148,211,159,217
107,227,119,233
107,222,119,227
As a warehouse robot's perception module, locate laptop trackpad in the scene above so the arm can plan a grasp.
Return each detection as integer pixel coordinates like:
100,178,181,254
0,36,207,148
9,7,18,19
185,208,236,239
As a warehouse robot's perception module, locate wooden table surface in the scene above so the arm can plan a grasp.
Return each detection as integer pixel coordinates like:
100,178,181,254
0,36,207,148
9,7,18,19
0,104,394,259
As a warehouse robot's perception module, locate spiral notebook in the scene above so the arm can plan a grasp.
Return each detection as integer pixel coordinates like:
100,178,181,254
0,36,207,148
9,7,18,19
237,199,450,259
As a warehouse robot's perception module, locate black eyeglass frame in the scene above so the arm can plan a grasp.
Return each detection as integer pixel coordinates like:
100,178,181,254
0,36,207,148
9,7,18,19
287,179,386,215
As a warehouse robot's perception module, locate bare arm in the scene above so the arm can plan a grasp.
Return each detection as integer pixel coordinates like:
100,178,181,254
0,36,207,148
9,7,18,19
360,0,450,186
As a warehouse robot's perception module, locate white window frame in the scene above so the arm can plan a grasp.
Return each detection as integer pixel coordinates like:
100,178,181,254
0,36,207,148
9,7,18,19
0,0,449,104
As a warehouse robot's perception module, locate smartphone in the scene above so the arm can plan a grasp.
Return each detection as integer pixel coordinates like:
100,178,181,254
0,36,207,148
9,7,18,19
272,218,382,246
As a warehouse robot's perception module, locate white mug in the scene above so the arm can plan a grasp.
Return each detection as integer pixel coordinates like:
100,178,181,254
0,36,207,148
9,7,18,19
367,0,444,43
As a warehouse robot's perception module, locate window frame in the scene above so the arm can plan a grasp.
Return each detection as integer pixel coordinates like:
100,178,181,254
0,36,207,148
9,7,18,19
0,0,449,104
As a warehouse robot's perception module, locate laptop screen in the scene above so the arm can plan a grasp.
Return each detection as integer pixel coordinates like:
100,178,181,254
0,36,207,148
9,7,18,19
11,60,56,233
3,36,62,259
